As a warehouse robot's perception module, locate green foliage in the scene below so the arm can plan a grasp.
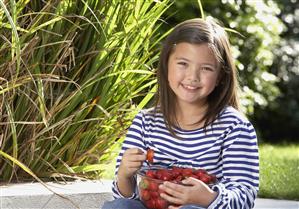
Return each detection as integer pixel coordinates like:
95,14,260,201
259,143,299,200
253,0,299,142
161,0,284,115
0,0,171,181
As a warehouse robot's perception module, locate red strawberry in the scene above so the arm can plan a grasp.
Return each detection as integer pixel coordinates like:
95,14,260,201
174,175,183,182
194,169,207,178
210,174,217,183
150,191,159,198
141,189,151,201
182,168,193,177
171,167,183,178
156,198,168,209
146,149,154,164
156,169,173,181
139,178,149,189
145,170,156,178
189,174,198,179
148,180,159,191
200,174,212,184
145,199,156,209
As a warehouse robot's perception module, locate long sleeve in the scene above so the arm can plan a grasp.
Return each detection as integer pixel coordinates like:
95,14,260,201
208,121,259,209
110,106,259,209
111,111,147,199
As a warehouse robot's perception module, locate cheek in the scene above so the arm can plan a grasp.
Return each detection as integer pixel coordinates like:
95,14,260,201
203,74,219,87
167,64,178,83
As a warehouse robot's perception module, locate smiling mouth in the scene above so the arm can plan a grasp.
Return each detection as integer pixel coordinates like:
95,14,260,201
182,84,200,90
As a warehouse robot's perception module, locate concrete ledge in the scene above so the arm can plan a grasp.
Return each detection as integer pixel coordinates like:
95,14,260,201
254,198,299,209
1,180,298,209
1,180,113,209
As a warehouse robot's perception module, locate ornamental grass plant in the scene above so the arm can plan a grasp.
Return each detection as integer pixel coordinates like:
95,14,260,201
0,0,171,182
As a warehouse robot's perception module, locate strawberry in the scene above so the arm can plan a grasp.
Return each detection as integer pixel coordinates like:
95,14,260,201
200,174,212,184
141,189,151,201
182,168,193,177
149,191,159,198
145,170,156,178
145,199,156,209
139,178,149,189
156,169,172,181
210,174,217,183
146,149,154,164
171,167,183,178
148,180,159,191
156,198,168,209
194,169,207,178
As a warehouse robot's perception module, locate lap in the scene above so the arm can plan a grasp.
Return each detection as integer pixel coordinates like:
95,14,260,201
101,198,205,209
101,198,147,209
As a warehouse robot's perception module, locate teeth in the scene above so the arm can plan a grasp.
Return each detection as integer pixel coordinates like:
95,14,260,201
183,84,198,90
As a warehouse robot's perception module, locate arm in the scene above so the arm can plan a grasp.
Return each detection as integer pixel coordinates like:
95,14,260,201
209,121,259,209
116,148,146,197
111,111,147,199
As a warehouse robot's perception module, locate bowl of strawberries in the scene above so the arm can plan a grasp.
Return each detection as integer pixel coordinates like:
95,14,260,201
136,165,217,209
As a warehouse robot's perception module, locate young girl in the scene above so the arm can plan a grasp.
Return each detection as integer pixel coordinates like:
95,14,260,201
102,18,259,209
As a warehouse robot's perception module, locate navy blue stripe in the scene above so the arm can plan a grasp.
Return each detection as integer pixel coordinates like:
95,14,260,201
223,166,259,173
111,106,259,208
224,160,259,167
223,154,259,160
226,147,258,153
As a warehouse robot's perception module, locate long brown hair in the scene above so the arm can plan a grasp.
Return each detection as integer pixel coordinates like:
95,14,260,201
155,18,239,135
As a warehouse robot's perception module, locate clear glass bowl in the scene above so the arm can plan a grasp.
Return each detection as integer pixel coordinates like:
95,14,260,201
136,165,217,209
137,166,170,209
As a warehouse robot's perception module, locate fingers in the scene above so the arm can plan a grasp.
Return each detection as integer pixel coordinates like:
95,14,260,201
182,177,201,185
182,177,212,191
161,193,183,205
118,148,146,178
160,181,186,194
123,148,146,164
126,147,144,154
159,182,189,205
159,177,215,206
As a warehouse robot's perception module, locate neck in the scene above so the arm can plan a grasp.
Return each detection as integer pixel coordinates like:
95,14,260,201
175,101,208,130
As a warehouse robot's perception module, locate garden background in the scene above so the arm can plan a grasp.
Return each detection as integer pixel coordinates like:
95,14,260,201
0,0,298,201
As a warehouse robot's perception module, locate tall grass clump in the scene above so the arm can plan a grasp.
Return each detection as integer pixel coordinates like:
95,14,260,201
0,0,171,182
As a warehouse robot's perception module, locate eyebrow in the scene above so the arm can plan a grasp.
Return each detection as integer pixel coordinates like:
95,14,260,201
175,57,189,61
175,57,216,67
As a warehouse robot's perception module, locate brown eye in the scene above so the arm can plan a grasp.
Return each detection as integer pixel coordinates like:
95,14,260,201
178,62,187,66
201,66,214,72
177,62,188,68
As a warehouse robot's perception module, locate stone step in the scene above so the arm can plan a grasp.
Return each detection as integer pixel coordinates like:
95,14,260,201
1,180,113,209
1,180,298,209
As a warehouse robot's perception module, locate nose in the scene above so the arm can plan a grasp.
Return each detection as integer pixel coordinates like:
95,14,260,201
186,67,199,82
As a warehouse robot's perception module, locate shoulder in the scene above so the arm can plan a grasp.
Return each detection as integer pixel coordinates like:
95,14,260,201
213,106,256,135
135,107,163,119
218,106,252,125
133,107,164,125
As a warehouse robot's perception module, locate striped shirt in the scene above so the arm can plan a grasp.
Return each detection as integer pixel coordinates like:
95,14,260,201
112,106,259,209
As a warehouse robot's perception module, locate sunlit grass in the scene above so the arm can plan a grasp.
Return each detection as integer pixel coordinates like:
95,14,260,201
259,143,299,200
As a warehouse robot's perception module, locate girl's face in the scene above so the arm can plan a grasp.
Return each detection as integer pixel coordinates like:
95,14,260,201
167,42,220,107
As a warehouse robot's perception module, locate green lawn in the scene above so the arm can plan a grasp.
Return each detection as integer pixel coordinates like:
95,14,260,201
259,143,299,200
101,143,299,200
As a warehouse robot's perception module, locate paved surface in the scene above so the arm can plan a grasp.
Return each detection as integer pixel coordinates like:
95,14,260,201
1,180,298,209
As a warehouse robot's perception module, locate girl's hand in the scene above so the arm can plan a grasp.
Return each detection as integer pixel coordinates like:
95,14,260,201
118,148,146,179
159,177,218,208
